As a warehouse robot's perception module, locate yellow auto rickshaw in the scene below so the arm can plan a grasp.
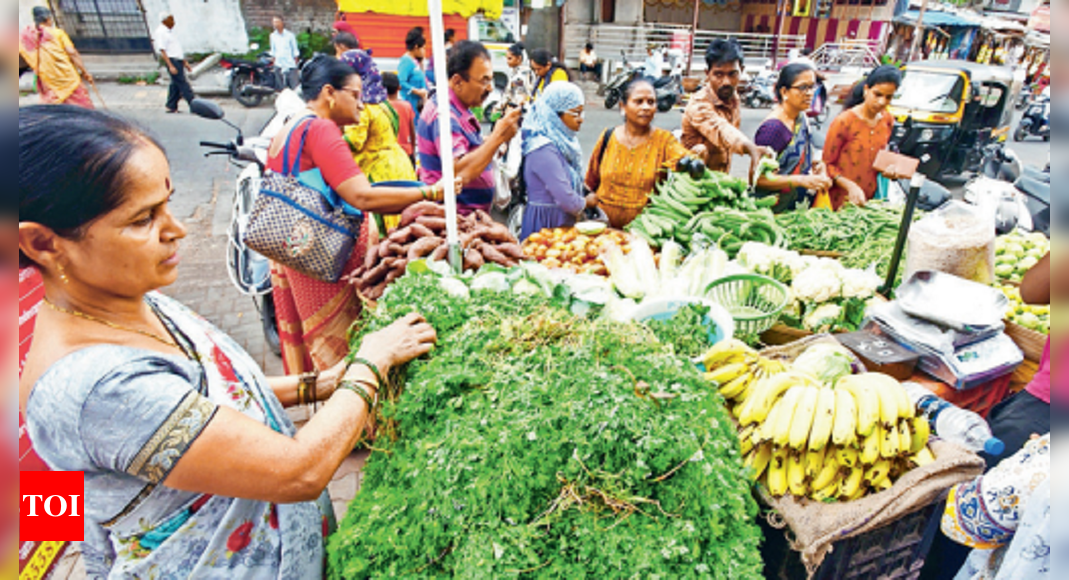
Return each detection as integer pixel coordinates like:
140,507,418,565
890,61,1021,180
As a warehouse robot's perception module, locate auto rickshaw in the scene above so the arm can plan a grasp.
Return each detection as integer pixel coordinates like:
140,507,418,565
890,61,1020,180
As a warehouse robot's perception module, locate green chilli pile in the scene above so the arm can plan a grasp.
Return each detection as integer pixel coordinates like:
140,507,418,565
328,271,764,579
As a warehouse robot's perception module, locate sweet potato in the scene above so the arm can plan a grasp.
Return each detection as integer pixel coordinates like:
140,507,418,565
430,244,450,262
388,226,414,245
408,236,444,260
409,223,435,239
463,248,485,271
384,267,406,284
400,201,445,227
481,224,515,244
416,216,448,233
360,261,390,287
473,210,495,226
365,282,388,301
479,244,512,266
387,243,407,257
377,240,392,260
496,243,525,260
363,243,381,271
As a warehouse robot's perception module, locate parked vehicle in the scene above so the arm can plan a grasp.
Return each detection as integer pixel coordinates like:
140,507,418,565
1014,90,1050,142
745,72,777,109
222,47,290,108
603,52,642,110
965,149,1050,236
890,61,1020,181
190,91,307,354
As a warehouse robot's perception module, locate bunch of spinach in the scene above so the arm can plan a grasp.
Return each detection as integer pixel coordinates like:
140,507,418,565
329,273,764,579
644,304,717,359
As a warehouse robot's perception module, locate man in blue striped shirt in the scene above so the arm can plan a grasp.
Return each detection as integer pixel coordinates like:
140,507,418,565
417,41,521,214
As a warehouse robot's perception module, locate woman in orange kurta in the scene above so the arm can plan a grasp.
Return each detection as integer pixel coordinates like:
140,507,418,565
823,66,903,210
586,80,693,229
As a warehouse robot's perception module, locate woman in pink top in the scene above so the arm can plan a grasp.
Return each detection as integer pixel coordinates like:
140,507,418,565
985,253,1050,465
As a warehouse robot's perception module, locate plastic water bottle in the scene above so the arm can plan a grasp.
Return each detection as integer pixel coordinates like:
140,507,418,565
902,382,1006,457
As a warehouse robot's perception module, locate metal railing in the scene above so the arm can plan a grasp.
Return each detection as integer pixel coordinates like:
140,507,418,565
811,40,882,71
564,23,806,71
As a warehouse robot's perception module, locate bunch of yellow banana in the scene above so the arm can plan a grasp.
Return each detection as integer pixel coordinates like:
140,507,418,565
741,372,939,503
701,340,789,419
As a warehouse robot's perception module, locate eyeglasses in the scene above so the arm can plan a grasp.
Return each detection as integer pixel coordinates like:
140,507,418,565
561,110,585,120
339,87,363,100
792,84,817,93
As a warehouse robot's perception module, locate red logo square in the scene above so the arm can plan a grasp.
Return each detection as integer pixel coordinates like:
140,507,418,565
20,472,84,542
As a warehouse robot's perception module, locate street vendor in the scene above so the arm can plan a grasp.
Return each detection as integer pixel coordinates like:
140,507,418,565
823,66,905,210
585,79,695,229
753,63,833,212
984,254,1051,461
17,105,438,578
681,39,774,182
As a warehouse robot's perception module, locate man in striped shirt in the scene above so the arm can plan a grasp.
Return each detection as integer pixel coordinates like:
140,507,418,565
417,41,522,214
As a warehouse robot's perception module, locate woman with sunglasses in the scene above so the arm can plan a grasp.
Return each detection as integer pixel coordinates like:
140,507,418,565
518,82,596,241
753,63,833,212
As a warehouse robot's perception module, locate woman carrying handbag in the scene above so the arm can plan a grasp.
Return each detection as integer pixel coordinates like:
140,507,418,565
262,56,455,376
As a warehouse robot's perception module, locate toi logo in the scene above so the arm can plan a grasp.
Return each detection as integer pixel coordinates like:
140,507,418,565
20,472,84,542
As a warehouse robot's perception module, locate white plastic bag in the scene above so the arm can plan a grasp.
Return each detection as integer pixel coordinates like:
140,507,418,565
904,201,995,284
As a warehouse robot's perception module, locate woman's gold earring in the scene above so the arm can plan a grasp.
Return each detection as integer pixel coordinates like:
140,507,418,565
330,99,336,111
57,263,69,285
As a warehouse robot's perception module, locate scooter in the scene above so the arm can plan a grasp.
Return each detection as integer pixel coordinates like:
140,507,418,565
1014,94,1050,142
745,71,777,109
190,90,307,355
222,44,291,108
965,148,1050,237
602,51,642,110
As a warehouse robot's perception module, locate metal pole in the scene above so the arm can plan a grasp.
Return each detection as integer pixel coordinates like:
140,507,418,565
910,0,929,63
428,0,462,273
772,0,787,64
686,0,700,77
880,173,926,296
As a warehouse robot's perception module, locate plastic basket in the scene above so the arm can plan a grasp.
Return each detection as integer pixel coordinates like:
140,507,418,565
761,500,943,580
704,274,790,337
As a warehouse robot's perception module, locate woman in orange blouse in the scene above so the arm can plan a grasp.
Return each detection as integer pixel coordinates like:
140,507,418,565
823,66,904,210
586,80,697,229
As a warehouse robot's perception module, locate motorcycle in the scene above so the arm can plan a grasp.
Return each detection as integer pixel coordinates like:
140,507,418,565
965,148,1050,237
190,90,307,355
602,52,642,110
222,45,290,108
1014,94,1050,142
745,71,777,109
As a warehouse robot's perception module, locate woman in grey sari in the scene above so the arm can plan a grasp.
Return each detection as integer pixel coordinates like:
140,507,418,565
17,105,437,579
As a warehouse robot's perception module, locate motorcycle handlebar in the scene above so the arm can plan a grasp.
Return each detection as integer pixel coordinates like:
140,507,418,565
200,141,232,150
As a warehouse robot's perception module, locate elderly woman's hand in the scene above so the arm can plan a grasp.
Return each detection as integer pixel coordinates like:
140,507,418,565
354,312,437,376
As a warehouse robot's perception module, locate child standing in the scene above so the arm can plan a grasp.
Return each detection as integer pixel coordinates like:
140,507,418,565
383,72,417,163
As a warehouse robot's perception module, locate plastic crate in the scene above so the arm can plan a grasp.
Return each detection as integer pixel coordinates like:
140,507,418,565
912,374,1013,419
761,500,943,580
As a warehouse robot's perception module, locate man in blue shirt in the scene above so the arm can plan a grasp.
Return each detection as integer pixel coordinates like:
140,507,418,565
270,16,300,89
